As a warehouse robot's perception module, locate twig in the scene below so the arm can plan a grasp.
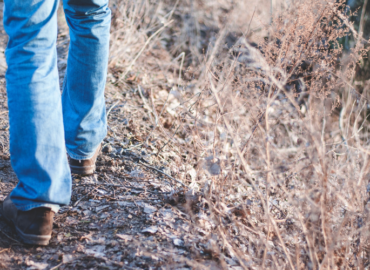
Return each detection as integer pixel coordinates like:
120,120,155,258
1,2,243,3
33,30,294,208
246,7,256,37
0,229,21,244
138,85,157,124
50,262,63,270
107,100,121,118
124,143,143,151
331,2,369,44
176,52,186,89
167,0,180,21
157,124,181,156
76,183,125,188
270,0,273,26
144,91,169,143
75,182,171,195
144,52,186,144
120,20,173,81
358,0,369,42
240,111,265,155
73,185,102,207
138,160,187,187
0,248,10,254
118,0,178,80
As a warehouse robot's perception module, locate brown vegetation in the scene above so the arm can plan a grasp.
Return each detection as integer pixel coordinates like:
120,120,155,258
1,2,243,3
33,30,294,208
107,0,370,268
1,0,370,269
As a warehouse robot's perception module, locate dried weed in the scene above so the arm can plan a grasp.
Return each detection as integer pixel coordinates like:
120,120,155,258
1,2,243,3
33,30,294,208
108,0,370,268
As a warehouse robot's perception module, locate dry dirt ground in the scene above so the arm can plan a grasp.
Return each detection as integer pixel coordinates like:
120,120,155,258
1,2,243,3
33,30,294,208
0,5,224,270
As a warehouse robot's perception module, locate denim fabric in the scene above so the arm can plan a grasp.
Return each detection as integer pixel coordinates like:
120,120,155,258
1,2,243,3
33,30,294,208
3,0,110,213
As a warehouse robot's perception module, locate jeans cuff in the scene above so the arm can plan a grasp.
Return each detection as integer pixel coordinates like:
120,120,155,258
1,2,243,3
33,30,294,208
67,149,95,160
16,203,60,213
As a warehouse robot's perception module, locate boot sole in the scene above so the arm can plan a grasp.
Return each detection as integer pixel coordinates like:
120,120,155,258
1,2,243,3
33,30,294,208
70,165,95,175
16,226,51,246
2,214,51,246
68,144,100,176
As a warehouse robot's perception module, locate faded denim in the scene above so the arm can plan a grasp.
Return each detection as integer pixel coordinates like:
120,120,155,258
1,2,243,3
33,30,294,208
3,0,110,212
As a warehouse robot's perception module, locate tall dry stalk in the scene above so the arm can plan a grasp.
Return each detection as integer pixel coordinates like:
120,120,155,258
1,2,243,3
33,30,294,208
109,0,370,268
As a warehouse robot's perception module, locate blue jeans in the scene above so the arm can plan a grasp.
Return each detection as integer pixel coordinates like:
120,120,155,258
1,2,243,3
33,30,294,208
3,0,111,212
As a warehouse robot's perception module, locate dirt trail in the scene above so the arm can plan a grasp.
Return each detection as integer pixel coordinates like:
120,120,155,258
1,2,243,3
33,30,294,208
0,5,221,270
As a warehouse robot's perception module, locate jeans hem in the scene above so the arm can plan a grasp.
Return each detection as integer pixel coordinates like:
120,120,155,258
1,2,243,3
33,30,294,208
16,203,60,213
67,149,96,160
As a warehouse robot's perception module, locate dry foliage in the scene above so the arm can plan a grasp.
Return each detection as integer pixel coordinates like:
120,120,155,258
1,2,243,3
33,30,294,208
106,0,370,268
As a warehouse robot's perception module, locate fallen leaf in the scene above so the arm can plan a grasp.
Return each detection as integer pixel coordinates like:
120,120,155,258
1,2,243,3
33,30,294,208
63,254,74,264
85,245,106,258
117,201,134,207
96,205,110,212
143,204,157,214
90,237,106,245
80,233,93,242
57,234,63,242
142,226,158,234
116,234,133,242
25,260,48,270
82,210,92,216
126,75,136,82
96,189,107,195
65,217,78,225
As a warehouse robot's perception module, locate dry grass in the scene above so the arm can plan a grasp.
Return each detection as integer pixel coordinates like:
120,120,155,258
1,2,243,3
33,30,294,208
108,0,370,268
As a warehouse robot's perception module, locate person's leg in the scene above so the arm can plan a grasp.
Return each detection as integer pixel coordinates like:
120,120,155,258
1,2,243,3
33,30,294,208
62,0,111,161
3,0,71,213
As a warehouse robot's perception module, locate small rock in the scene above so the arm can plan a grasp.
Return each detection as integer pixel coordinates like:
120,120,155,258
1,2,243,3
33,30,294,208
173,238,185,247
102,145,114,153
83,210,92,216
122,118,128,125
203,156,221,176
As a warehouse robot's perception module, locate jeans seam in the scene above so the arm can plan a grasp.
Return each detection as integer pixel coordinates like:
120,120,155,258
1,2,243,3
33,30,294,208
63,71,79,116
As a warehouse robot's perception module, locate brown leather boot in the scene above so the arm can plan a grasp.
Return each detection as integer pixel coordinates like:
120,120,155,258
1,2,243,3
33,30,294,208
2,194,55,246
68,144,101,175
